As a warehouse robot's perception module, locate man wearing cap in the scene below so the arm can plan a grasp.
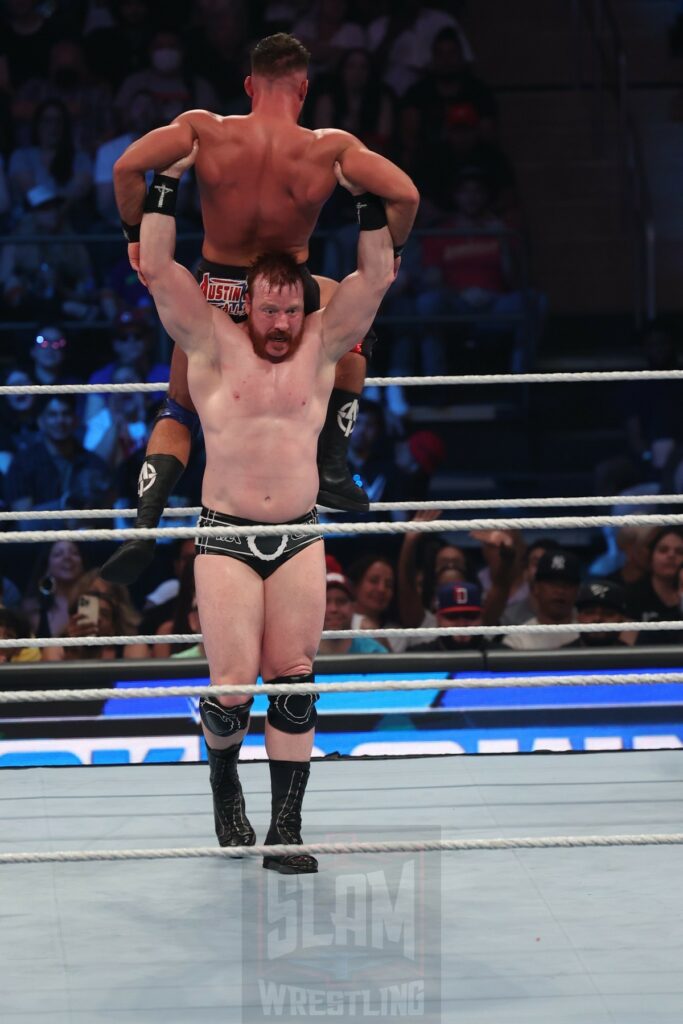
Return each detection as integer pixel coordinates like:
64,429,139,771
502,549,582,651
318,573,387,656
407,580,485,652
575,579,630,647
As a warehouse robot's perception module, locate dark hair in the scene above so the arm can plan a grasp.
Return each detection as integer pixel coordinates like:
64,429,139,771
31,98,75,187
36,393,77,417
347,552,397,624
251,33,310,77
0,607,32,639
246,252,305,297
648,526,683,553
170,558,198,653
312,48,389,138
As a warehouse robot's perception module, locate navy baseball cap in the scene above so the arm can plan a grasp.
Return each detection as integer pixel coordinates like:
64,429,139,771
534,550,581,584
436,581,482,614
576,579,627,614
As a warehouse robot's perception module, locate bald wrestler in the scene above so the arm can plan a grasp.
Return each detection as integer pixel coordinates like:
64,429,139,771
138,143,401,872
101,32,418,585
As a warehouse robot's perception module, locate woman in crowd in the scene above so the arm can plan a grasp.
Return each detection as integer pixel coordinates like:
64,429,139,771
155,560,202,659
23,540,87,638
7,98,92,216
43,569,148,660
308,48,396,155
0,366,40,470
347,552,403,651
623,527,683,645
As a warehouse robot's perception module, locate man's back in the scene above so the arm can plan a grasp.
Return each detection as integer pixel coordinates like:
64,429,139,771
184,110,343,264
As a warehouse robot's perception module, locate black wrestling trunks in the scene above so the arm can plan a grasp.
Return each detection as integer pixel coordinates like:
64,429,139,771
195,260,321,323
195,506,322,580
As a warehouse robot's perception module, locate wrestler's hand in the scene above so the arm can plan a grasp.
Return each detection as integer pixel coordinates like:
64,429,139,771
334,160,364,196
161,138,199,179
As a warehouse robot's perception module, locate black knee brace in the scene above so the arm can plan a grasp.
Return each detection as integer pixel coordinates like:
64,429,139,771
266,673,318,734
199,695,253,737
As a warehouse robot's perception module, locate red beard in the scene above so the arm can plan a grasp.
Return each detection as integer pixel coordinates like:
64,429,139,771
248,321,304,363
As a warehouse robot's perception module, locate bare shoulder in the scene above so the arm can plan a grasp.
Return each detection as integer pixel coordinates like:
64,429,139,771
313,128,364,155
176,109,246,133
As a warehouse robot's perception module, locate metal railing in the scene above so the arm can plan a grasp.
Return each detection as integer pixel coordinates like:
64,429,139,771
573,0,656,323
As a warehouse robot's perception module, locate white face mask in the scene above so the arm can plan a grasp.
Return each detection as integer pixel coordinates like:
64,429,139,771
152,48,182,73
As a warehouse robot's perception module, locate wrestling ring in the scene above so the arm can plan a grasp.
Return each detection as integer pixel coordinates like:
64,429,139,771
2,370,683,1023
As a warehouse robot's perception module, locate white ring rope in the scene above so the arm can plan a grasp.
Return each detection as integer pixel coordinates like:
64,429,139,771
1,832,682,866
3,672,683,703
1,618,681,650
2,370,683,395
1,493,680,521
5,512,683,544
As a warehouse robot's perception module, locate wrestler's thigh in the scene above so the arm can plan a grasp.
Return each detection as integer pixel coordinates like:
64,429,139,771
167,344,196,411
260,541,326,679
313,275,339,307
194,554,263,684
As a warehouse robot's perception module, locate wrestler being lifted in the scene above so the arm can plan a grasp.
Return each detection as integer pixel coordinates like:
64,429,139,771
101,33,418,585
138,136,405,872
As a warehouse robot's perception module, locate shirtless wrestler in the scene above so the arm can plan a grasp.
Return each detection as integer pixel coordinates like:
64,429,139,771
101,32,418,586
138,142,400,872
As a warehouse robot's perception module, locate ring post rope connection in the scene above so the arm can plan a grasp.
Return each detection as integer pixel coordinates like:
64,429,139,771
4,511,683,544
4,671,683,703
1,832,682,866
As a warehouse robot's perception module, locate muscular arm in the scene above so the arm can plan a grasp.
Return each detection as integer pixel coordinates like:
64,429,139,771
336,139,420,246
320,219,395,361
113,117,197,226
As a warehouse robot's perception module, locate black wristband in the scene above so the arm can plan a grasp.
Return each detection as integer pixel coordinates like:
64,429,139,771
143,174,179,216
355,192,387,231
121,220,140,243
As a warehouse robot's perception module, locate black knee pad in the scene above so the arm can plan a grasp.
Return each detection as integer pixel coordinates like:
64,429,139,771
360,326,377,361
199,695,253,737
266,673,318,734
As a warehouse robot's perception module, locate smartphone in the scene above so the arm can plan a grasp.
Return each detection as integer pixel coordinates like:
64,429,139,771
78,594,100,628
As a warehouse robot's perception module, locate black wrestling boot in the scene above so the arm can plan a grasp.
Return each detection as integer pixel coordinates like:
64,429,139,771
263,760,318,874
207,744,256,849
100,454,185,585
316,388,369,513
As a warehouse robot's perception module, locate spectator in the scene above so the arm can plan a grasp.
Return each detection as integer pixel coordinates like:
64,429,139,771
115,29,219,125
94,89,158,226
348,552,403,651
22,539,87,637
140,537,196,637
84,364,149,471
499,537,562,625
0,367,40,469
607,526,654,588
393,430,447,505
154,558,201,659
622,527,683,645
397,514,465,625
85,308,167,423
27,325,82,386
415,168,536,375
292,0,367,81
407,580,484,652
0,607,41,663
44,581,149,661
0,0,56,91
318,570,386,654
473,529,529,620
502,549,582,650
398,26,495,175
366,2,473,97
185,2,249,111
12,38,115,153
346,399,409,507
5,395,113,526
8,98,93,217
308,48,396,155
575,579,630,647
84,0,155,89
0,184,96,321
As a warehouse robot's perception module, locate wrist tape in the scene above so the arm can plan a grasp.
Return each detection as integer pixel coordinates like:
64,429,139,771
143,174,179,216
355,192,387,231
121,220,140,243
